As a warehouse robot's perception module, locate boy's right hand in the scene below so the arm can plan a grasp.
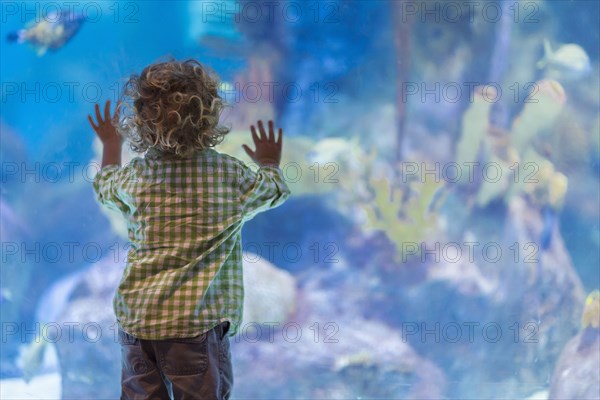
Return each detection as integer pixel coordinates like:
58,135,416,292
242,120,283,168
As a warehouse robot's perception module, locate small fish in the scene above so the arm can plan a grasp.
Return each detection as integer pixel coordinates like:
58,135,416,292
6,10,85,56
537,39,591,80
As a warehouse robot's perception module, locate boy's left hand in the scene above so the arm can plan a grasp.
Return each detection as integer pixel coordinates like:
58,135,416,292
88,100,122,144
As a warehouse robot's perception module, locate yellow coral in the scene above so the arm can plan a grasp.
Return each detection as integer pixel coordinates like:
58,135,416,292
360,171,444,261
548,172,568,209
508,150,569,210
512,79,566,155
457,80,569,209
456,86,494,171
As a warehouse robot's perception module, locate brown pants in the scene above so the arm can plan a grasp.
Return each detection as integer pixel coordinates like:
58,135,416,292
118,322,233,400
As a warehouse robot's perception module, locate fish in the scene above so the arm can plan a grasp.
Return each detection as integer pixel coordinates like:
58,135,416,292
6,10,85,56
537,39,591,80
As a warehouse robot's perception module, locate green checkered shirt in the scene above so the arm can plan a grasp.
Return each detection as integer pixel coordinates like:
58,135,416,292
92,147,290,340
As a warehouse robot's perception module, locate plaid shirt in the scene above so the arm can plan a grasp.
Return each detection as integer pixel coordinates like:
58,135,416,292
92,147,290,339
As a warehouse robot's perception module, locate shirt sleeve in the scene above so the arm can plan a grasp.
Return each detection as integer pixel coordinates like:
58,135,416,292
237,163,291,221
92,162,138,216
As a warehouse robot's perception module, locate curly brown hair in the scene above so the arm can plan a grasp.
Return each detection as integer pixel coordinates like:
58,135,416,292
117,58,230,157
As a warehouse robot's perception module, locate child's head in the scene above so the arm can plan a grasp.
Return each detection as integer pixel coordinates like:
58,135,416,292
119,58,229,157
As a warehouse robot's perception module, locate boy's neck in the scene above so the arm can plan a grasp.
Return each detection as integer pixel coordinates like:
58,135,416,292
145,147,204,160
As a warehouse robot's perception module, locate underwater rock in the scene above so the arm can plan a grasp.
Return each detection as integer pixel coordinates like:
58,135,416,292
55,296,121,398
501,196,586,302
344,191,586,398
52,252,296,397
232,285,447,399
549,291,600,399
362,259,508,399
52,257,124,399
498,196,586,390
548,329,600,399
241,253,297,327
426,256,497,298
53,245,445,398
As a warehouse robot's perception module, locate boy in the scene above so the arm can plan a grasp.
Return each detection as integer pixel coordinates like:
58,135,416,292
88,59,290,399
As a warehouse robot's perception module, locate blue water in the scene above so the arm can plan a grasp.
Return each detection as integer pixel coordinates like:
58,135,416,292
1,1,599,399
